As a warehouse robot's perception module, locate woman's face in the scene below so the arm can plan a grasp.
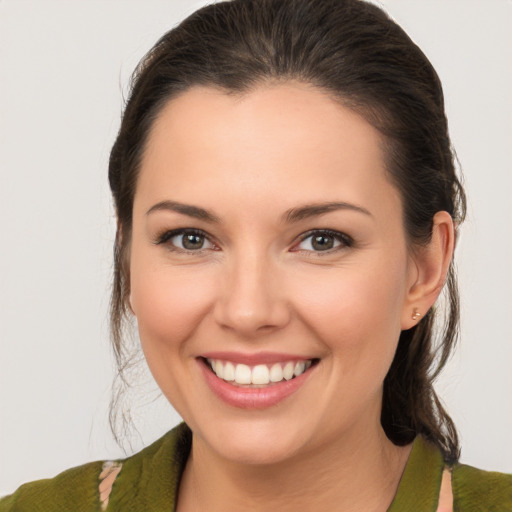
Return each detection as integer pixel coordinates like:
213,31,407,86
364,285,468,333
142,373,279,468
130,83,418,464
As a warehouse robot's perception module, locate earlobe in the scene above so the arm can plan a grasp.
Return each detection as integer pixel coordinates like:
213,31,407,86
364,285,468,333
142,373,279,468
401,211,455,330
411,308,421,321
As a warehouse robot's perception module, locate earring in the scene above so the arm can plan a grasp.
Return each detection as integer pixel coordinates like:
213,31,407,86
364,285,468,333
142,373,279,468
412,308,421,321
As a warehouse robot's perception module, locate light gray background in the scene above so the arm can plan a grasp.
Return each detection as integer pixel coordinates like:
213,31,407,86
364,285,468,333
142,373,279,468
1,0,511,495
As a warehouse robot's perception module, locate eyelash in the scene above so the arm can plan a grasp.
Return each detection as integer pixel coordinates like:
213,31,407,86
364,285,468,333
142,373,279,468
154,228,353,254
294,229,353,255
154,228,216,253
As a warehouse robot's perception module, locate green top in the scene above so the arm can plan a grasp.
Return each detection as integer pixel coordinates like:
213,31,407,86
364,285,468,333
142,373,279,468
1,423,511,511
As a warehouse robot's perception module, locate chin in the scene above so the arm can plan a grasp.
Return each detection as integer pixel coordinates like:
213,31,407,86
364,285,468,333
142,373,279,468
194,415,314,466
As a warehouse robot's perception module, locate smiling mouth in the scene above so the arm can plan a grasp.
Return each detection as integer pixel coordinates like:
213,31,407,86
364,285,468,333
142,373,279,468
201,357,320,388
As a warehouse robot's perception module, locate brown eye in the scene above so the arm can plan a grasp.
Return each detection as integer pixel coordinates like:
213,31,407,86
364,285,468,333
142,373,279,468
158,229,214,251
181,233,205,250
311,234,335,251
296,230,352,252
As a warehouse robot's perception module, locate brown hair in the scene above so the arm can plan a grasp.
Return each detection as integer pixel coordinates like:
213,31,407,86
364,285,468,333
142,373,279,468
109,0,466,463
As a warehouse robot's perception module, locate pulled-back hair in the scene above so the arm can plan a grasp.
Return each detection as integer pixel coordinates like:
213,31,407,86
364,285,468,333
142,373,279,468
109,0,466,463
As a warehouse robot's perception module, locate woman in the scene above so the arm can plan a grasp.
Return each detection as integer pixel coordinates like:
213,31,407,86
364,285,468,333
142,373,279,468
1,0,510,510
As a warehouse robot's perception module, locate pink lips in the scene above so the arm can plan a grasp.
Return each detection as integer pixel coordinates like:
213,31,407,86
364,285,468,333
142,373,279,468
197,353,316,409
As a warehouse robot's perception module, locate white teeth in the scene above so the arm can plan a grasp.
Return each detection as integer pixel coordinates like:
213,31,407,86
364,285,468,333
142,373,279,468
207,358,315,385
234,363,252,384
283,362,295,381
294,361,306,377
269,363,283,382
223,361,235,381
252,364,270,385
214,360,224,379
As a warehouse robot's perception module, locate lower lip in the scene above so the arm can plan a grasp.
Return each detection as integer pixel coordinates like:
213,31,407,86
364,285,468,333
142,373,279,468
198,359,314,409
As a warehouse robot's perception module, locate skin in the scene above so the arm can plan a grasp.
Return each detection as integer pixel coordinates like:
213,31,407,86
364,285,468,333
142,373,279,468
129,83,455,511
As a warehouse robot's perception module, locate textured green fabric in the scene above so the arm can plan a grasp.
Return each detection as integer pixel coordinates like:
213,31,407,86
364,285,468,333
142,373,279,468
0,460,104,511
106,423,190,511
1,424,511,511
452,463,512,512
0,425,191,512
387,434,444,511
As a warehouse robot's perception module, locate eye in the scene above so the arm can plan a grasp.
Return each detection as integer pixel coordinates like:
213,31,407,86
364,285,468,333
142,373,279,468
156,229,215,252
294,230,352,252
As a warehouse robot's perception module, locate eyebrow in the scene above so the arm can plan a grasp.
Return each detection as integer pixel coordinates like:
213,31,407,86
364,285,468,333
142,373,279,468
146,200,371,224
146,200,220,223
283,202,372,223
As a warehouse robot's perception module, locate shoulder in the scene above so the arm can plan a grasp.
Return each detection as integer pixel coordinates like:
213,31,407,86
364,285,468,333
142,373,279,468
0,423,191,512
452,462,512,511
0,460,104,512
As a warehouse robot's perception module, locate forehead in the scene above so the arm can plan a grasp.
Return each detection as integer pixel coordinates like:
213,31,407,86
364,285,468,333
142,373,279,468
136,83,400,218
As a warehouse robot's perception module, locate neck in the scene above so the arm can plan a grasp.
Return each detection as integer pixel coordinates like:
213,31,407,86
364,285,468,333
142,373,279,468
177,419,412,512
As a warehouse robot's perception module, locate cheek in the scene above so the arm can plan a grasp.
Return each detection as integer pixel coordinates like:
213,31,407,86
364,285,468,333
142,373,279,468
289,254,408,367
129,258,220,414
130,258,217,350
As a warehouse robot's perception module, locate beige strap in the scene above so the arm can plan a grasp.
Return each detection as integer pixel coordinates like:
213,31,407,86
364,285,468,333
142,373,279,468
99,461,123,510
436,468,453,512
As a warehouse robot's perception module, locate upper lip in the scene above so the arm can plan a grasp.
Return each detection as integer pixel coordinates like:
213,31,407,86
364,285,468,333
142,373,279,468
199,351,316,365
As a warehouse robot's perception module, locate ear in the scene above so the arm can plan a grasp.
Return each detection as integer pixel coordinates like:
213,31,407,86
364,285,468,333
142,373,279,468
401,211,455,330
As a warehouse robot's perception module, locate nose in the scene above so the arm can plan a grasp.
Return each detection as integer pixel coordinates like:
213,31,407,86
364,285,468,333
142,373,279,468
213,251,291,338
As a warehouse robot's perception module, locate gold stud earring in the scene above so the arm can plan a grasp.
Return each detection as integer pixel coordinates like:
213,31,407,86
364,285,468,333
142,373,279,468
412,308,421,321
